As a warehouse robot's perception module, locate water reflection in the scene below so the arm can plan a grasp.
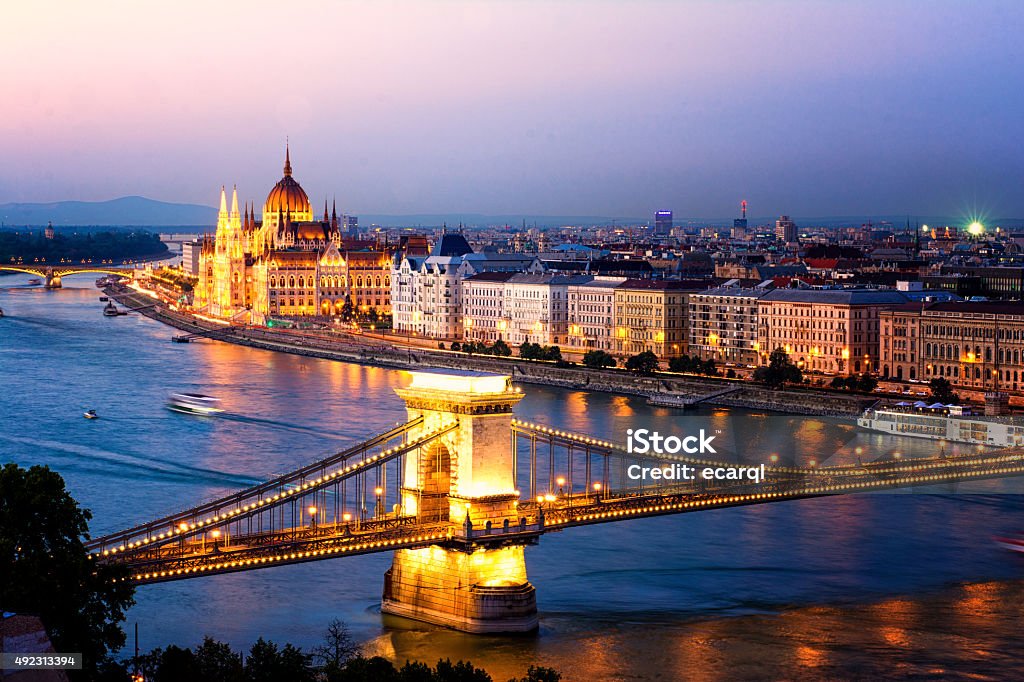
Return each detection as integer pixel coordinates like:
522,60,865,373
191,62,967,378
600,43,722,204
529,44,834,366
4,276,1024,680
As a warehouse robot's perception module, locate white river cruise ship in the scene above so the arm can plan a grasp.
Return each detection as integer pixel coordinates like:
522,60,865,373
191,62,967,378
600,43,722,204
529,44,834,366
858,403,1024,447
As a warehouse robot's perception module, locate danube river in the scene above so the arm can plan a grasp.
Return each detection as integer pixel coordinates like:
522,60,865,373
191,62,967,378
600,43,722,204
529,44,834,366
3,275,1024,680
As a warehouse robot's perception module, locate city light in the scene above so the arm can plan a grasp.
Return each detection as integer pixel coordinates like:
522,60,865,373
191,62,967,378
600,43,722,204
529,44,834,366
968,221,985,236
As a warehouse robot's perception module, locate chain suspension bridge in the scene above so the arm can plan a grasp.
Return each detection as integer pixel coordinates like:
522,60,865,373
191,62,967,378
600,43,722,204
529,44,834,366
88,370,1024,632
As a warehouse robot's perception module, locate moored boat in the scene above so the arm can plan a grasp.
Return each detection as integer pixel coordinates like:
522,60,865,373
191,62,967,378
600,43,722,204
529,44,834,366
858,402,1024,447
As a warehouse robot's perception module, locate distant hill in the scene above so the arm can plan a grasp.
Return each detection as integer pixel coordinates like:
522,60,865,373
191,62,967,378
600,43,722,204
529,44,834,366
2,196,1019,231
0,196,216,228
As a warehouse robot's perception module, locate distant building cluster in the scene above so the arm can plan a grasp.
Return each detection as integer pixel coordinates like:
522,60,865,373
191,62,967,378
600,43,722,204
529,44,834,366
188,150,1024,398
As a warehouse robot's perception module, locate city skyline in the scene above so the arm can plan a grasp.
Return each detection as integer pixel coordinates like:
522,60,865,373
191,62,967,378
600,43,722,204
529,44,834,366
2,1,1022,219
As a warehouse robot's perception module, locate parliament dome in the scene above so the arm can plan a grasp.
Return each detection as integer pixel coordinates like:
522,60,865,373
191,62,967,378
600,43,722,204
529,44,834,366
264,144,311,218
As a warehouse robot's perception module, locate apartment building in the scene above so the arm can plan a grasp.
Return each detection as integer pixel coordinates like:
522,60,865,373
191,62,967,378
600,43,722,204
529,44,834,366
612,280,701,358
689,283,771,366
757,289,908,375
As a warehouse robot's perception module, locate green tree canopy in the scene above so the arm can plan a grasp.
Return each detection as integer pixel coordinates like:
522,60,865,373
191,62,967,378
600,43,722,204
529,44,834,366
929,377,959,404
0,464,135,676
752,348,803,389
625,350,660,375
582,350,616,369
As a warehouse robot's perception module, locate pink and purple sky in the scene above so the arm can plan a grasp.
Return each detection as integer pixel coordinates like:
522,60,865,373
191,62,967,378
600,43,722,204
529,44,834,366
1,0,1021,218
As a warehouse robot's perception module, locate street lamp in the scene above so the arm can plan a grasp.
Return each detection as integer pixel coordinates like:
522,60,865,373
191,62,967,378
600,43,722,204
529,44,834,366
308,505,318,528
592,481,602,502
374,487,384,518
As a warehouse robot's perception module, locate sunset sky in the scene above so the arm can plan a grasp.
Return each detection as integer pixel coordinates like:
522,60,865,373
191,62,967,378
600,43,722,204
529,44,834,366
2,0,1021,219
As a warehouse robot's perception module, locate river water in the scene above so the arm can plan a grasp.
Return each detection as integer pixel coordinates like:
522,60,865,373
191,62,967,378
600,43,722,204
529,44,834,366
3,275,1024,680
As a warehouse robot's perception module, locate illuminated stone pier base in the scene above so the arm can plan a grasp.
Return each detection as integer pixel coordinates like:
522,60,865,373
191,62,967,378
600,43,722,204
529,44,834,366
381,369,537,633
382,545,538,633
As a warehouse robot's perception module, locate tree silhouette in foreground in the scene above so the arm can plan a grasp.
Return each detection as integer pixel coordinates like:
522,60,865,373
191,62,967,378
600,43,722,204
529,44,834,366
0,463,135,678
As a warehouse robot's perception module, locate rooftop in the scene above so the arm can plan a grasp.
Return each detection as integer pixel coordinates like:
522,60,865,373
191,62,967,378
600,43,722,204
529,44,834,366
760,289,909,305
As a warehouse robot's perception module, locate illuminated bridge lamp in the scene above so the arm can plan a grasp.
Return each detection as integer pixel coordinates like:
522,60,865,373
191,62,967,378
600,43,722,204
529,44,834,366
556,476,566,493
308,505,318,528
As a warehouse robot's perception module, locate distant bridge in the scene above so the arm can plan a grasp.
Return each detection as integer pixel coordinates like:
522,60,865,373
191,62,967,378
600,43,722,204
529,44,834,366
0,264,136,288
90,370,1024,633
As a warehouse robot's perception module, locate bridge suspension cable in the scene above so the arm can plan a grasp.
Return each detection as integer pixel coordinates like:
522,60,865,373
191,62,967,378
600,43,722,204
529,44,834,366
87,416,455,556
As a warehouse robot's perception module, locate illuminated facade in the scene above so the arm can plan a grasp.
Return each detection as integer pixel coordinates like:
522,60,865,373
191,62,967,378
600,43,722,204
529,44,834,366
612,280,694,358
195,146,393,322
689,284,771,366
882,301,1024,393
756,289,907,375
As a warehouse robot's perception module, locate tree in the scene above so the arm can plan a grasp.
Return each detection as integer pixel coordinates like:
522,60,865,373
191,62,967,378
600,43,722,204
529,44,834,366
830,376,846,390
450,341,462,351
314,618,361,671
194,636,244,682
543,345,562,362
582,350,616,369
508,667,562,682
326,655,400,682
929,377,959,404
752,348,802,389
625,350,660,375
519,342,541,360
0,464,135,677
339,295,355,322
245,638,315,682
431,658,492,682
492,339,512,357
857,374,878,392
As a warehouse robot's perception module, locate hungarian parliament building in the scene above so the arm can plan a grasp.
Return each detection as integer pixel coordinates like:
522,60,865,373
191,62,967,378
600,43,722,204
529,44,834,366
194,146,394,323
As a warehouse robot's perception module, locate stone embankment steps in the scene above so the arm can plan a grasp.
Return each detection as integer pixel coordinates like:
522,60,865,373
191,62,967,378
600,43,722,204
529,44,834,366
106,287,872,417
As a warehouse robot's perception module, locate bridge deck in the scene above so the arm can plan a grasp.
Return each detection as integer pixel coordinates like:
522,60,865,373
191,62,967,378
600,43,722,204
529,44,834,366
97,446,1024,584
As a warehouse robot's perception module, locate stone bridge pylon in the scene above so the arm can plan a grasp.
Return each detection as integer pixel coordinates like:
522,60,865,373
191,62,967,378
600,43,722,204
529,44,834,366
382,370,537,633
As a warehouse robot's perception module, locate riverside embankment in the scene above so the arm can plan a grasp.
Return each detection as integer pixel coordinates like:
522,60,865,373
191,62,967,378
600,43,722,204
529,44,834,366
107,285,874,416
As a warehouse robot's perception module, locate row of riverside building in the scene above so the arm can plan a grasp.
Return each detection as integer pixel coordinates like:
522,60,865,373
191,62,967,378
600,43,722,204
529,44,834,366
391,235,1024,396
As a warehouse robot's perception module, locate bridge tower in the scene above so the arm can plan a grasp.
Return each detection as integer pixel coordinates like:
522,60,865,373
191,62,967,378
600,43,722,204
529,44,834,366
382,369,537,633
44,267,61,289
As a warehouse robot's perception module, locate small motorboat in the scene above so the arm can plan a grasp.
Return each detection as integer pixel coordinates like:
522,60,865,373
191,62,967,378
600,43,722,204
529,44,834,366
0,307,4,318
27,278,42,286
84,409,99,420
167,393,223,415
103,301,121,316
995,534,1024,554
99,296,109,302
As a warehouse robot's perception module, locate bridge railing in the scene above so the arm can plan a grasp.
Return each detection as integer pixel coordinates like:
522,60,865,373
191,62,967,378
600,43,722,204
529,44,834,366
87,416,464,557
